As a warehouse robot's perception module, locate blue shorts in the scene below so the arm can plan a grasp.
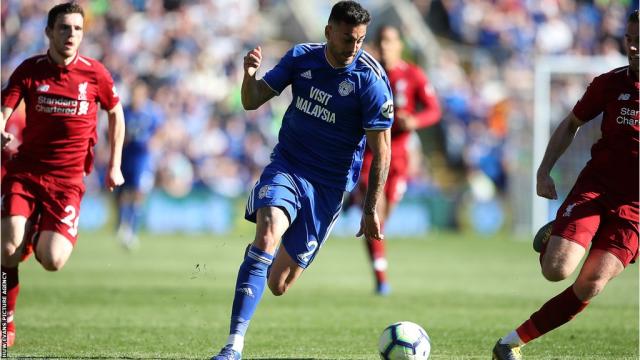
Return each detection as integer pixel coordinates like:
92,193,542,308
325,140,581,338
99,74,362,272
245,160,343,269
121,153,154,193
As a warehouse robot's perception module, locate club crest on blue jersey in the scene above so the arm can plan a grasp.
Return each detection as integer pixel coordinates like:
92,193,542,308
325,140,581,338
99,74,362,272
338,79,355,96
258,185,270,199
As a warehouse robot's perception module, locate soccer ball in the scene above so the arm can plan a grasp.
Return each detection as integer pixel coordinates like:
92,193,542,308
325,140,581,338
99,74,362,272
378,321,431,360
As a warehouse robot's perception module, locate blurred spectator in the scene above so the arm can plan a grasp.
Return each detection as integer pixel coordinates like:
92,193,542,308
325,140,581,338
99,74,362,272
116,80,164,249
2,0,278,200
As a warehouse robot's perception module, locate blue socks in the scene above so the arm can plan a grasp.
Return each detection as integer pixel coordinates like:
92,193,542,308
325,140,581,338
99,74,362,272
118,203,142,233
130,202,142,233
229,245,273,338
118,203,131,229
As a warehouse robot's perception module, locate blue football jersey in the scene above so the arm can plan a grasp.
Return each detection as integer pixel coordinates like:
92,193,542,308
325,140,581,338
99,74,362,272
262,43,394,191
122,101,164,155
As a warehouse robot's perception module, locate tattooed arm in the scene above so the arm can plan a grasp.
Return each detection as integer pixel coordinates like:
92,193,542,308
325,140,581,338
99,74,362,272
357,128,391,242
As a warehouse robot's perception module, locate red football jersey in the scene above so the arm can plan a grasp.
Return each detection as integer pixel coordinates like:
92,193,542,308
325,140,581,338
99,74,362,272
386,60,441,158
1,52,119,179
571,66,639,217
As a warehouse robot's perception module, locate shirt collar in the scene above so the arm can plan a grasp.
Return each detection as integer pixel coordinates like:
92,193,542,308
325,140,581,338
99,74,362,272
46,51,80,71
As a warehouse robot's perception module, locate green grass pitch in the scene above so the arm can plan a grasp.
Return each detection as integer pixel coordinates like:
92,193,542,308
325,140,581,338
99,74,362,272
6,230,638,359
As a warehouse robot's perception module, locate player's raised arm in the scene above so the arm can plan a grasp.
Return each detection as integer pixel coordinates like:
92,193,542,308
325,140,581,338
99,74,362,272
105,102,125,191
241,46,277,110
1,106,15,149
357,128,391,241
536,111,584,199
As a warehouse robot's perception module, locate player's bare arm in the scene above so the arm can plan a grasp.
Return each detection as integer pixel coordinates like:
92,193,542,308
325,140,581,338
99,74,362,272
105,103,125,192
357,128,391,242
395,110,418,131
395,80,440,132
1,106,15,149
536,112,584,199
241,46,277,110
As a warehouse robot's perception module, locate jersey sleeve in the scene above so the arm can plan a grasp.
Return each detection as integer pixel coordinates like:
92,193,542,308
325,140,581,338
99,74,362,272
412,68,441,128
361,74,394,130
571,74,606,122
1,61,29,110
95,62,120,111
262,47,296,95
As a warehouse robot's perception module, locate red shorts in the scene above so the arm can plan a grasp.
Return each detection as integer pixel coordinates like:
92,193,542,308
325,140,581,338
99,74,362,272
552,179,639,267
1,172,85,244
360,153,408,205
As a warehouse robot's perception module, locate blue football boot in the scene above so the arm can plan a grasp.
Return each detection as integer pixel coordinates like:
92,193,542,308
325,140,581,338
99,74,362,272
211,345,241,360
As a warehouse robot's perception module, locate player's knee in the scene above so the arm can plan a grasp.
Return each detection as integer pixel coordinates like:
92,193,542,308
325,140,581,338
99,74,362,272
254,233,279,251
268,284,287,296
541,264,572,282
39,255,67,272
541,254,577,281
1,243,21,264
267,279,289,296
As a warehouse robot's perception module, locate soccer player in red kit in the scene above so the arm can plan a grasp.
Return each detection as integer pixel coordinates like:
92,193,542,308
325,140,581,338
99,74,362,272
492,10,639,360
0,2,125,347
358,25,441,295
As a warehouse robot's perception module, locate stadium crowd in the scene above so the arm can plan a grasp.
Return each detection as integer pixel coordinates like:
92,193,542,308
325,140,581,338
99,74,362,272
2,0,280,198
415,0,632,193
1,0,634,231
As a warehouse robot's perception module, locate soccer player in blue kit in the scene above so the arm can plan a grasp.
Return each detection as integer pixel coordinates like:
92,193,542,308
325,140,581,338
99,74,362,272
211,1,393,359
116,81,163,249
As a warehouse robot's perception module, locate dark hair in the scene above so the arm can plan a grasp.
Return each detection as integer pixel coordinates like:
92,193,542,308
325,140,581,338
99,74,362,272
629,9,639,24
47,2,84,29
328,1,371,26
375,24,399,44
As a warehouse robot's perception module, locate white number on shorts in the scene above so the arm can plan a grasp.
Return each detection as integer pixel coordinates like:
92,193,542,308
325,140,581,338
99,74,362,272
297,240,318,264
60,205,80,237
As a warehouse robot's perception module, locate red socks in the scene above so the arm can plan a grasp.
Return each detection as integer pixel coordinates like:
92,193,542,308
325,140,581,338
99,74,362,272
516,285,589,343
365,237,388,284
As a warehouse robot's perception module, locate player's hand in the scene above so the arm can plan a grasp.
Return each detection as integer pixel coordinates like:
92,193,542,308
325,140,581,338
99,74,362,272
395,110,417,131
1,131,15,150
105,166,125,192
356,211,384,242
536,171,557,199
244,46,262,77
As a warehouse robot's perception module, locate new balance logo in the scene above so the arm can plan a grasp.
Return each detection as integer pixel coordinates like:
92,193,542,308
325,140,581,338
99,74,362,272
300,70,312,79
237,287,254,298
563,203,577,217
37,84,50,92
618,93,631,101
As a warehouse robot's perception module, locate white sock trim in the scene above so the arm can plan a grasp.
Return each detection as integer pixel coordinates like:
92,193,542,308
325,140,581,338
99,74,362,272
227,334,244,353
501,330,524,347
373,257,388,271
